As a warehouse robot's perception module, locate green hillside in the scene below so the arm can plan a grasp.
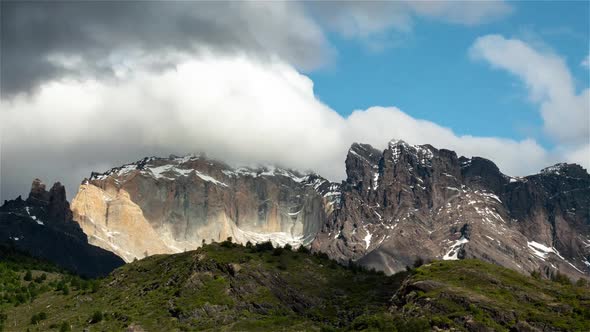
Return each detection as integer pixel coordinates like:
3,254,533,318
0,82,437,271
2,242,588,331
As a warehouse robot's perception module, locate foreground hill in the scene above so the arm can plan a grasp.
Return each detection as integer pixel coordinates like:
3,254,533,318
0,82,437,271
4,243,589,332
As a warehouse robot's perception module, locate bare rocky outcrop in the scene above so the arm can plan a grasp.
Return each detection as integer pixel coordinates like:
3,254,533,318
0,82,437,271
71,155,338,262
71,184,171,262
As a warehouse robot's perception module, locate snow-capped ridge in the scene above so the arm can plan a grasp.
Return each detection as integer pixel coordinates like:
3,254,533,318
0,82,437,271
88,154,342,202
388,139,435,166
541,163,570,176
540,163,589,179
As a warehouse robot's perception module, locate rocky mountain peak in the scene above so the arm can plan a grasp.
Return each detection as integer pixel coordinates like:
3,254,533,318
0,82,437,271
460,156,506,193
345,143,382,191
1,179,124,276
27,178,50,205
314,139,590,280
23,179,73,223
540,163,589,179
387,138,409,148
47,182,72,223
386,140,436,169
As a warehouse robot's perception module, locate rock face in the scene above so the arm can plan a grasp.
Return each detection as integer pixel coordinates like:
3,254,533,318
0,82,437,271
71,155,339,262
0,180,124,277
70,140,589,279
312,140,590,280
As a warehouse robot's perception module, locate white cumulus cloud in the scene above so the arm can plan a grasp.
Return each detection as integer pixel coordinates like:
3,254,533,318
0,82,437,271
470,34,590,147
310,1,512,38
3,54,579,201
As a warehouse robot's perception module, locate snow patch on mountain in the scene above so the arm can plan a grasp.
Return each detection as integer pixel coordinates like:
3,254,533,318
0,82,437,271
443,237,469,260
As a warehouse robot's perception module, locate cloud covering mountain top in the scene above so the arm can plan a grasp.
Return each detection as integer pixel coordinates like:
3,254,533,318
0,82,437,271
1,1,587,200
1,53,579,200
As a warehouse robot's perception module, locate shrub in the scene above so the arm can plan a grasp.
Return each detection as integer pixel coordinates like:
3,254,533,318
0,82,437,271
90,311,103,324
315,252,330,260
284,243,292,251
55,279,66,292
254,241,274,252
0,312,7,329
278,255,289,270
413,257,425,268
30,312,47,325
296,245,310,254
551,271,572,285
221,237,234,248
272,247,284,256
15,292,26,304
59,321,71,332
90,280,100,293
350,313,398,331
24,270,32,281
70,277,81,289
34,273,46,283
575,278,588,288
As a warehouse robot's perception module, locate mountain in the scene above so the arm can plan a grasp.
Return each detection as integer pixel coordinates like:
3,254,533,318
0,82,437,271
0,179,125,277
70,154,338,262
3,243,589,331
313,140,590,280
70,140,589,280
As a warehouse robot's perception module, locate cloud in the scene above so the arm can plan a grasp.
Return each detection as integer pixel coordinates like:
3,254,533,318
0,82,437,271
470,34,590,147
0,1,329,97
582,54,590,69
1,1,512,97
3,54,578,201
308,1,511,39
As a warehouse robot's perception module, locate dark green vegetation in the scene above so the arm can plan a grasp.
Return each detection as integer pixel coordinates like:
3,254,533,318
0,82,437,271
0,246,99,331
1,242,588,331
395,260,590,331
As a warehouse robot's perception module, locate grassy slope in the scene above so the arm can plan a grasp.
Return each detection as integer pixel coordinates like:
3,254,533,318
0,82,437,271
399,260,590,331
2,243,589,332
4,243,407,331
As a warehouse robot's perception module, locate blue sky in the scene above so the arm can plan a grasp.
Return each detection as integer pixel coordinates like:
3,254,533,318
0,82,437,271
309,1,589,148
